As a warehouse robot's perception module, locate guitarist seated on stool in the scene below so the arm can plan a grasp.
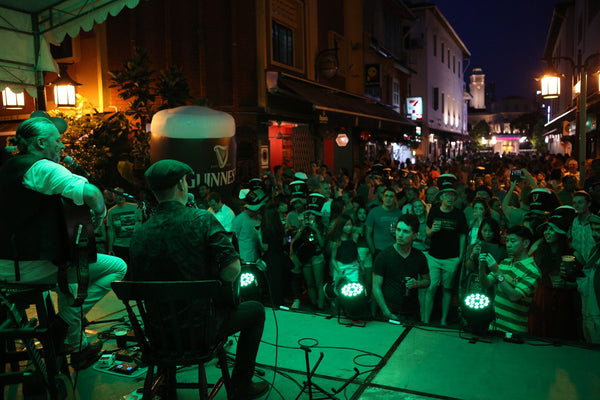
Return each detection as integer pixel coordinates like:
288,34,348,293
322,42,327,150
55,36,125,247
129,159,268,400
0,116,127,370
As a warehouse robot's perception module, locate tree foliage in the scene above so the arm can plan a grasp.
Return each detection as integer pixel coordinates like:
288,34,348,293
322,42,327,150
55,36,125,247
530,118,548,154
510,111,544,136
47,48,202,191
108,47,205,171
471,120,492,138
108,47,155,169
468,120,491,151
156,65,192,110
51,99,133,188
41,48,203,192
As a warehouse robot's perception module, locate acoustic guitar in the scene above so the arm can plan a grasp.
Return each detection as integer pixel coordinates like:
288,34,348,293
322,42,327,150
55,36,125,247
58,199,97,307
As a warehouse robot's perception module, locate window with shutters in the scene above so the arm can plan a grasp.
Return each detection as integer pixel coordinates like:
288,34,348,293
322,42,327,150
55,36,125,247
270,0,305,72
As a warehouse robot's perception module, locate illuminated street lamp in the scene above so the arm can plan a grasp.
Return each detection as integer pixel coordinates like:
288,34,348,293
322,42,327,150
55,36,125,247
541,50,600,183
48,64,81,107
540,67,561,99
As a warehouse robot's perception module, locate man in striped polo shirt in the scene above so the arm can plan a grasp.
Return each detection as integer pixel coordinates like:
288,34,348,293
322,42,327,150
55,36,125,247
478,225,541,333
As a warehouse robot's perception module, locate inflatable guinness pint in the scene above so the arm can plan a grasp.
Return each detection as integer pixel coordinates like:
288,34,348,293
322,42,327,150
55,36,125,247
150,106,237,199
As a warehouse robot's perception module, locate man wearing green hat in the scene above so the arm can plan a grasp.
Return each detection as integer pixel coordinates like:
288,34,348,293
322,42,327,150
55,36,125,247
130,159,268,399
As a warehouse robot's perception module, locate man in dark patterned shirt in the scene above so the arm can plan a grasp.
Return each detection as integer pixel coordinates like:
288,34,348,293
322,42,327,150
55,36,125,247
130,159,267,400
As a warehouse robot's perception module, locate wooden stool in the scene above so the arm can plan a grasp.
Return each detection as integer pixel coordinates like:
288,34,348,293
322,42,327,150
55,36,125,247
0,283,72,400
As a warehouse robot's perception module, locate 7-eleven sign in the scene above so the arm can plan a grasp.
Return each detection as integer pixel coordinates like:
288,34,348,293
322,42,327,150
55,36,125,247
406,97,423,121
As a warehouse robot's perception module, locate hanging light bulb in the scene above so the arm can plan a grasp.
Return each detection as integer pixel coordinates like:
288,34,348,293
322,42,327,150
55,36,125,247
336,127,349,147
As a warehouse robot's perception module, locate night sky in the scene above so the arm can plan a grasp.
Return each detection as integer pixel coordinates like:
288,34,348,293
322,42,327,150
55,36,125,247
430,0,560,100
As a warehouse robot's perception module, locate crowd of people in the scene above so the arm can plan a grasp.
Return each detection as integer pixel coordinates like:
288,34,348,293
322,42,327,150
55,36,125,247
2,113,599,400
127,152,600,345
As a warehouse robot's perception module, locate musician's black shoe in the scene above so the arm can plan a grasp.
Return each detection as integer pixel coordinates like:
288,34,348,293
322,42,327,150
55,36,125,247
155,384,177,400
230,380,269,400
70,340,103,370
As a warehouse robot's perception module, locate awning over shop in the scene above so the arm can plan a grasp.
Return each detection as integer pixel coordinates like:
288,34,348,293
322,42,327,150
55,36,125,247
432,129,472,142
271,74,416,134
543,107,576,136
0,0,142,97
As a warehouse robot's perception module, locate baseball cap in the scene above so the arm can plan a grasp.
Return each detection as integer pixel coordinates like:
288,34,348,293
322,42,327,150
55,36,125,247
30,110,68,134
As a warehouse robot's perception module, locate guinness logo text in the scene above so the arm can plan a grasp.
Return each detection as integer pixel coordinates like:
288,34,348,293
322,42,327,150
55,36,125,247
214,145,228,168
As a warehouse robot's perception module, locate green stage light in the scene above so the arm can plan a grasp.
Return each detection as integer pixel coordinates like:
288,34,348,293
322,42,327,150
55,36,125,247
323,278,370,324
239,263,264,302
461,292,494,335
340,282,364,298
240,272,256,288
464,293,490,310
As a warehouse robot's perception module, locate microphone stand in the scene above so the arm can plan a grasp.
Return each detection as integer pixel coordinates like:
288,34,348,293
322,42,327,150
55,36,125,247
103,187,137,204
294,344,339,400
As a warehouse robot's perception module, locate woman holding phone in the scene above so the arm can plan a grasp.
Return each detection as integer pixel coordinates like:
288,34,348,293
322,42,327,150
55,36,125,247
460,217,506,299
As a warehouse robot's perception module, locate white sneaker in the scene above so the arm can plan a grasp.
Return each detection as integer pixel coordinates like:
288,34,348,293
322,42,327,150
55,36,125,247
291,299,300,309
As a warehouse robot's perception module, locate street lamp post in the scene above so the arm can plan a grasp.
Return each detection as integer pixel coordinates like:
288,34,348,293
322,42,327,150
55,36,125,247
541,50,600,184
578,57,587,185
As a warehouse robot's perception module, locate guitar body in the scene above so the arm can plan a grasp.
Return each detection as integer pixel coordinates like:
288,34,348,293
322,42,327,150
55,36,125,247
60,199,97,265
59,199,96,306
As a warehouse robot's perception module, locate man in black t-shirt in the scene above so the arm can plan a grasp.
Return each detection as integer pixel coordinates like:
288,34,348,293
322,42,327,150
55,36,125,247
373,214,430,322
424,174,467,325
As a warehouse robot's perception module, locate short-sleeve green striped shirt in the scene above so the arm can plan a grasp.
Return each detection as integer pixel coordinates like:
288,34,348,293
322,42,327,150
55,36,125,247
490,257,541,333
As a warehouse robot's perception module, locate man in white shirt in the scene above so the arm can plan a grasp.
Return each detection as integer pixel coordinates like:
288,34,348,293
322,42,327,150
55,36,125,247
208,192,235,232
573,212,600,344
570,190,595,263
0,116,127,370
319,181,333,227
107,188,142,266
233,189,267,263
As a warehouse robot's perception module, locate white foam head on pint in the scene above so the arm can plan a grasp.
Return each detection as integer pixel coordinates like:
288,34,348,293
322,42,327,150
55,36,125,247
150,106,235,139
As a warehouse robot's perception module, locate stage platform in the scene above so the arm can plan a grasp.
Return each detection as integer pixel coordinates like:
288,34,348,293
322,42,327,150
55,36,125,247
3,290,600,400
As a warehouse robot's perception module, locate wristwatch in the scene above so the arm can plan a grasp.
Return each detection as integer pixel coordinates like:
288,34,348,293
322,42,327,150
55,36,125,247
495,273,505,284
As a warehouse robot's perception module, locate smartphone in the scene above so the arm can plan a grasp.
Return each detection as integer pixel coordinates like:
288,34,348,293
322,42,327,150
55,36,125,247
510,170,522,182
480,242,490,255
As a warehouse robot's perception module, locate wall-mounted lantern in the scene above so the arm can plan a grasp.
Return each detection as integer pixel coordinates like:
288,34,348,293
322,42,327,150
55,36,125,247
48,64,81,107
